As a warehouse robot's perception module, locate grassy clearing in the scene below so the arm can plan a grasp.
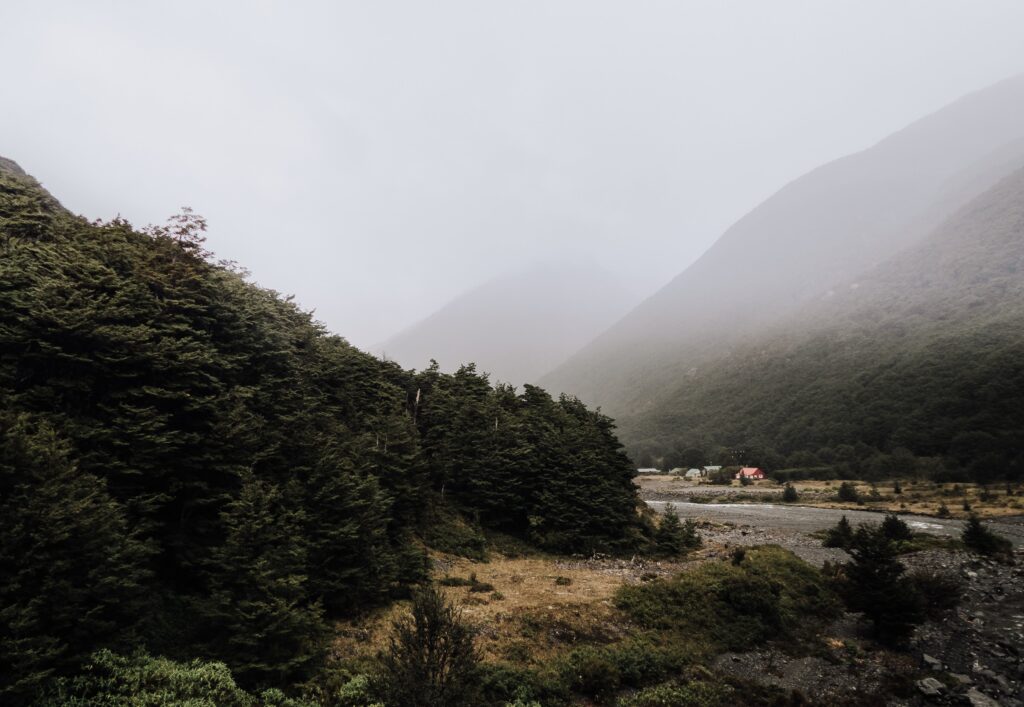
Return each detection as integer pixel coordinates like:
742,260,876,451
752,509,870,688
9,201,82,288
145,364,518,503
330,545,839,705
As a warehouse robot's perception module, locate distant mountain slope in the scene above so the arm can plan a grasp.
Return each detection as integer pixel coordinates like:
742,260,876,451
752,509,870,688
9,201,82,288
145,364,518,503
622,166,1024,479
541,74,1024,417
377,261,637,384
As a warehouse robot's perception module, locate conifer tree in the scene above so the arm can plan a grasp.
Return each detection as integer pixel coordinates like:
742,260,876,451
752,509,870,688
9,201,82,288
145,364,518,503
0,413,152,704
203,473,325,686
842,525,924,645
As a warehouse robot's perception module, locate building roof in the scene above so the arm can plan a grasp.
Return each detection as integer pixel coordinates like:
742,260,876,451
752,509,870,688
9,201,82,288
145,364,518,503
737,467,764,476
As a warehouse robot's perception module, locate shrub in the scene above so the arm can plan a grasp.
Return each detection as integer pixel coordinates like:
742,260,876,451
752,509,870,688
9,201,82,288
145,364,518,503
614,546,839,652
467,573,495,593
822,515,854,549
962,514,1013,558
880,514,913,542
654,505,701,556
841,526,924,645
937,503,951,518
562,648,620,702
377,585,481,707
908,570,964,618
424,512,487,561
36,650,266,707
836,482,860,503
616,680,734,707
782,484,799,503
554,576,573,586
438,576,474,587
893,480,903,495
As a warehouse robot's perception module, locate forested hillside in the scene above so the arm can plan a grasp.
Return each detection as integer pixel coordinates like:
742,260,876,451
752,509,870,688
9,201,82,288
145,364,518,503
624,167,1024,482
541,74,1024,419
0,159,644,704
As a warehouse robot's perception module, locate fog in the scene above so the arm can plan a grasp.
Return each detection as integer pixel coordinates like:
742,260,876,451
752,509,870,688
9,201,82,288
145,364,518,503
3,1,1024,350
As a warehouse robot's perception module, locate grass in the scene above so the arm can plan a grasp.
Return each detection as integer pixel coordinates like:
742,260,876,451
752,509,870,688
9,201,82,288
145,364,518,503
331,545,845,705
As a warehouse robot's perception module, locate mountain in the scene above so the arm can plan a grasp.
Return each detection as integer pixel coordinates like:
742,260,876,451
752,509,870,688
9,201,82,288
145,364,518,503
377,261,637,384
540,74,1024,419
623,164,1024,480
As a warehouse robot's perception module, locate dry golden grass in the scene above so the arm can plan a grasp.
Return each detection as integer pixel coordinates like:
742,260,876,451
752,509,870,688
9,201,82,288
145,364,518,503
787,479,1024,518
330,551,677,667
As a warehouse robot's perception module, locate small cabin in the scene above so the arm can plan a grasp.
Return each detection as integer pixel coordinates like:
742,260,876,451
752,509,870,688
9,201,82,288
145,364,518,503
636,467,662,475
703,465,722,474
684,468,703,480
735,467,765,480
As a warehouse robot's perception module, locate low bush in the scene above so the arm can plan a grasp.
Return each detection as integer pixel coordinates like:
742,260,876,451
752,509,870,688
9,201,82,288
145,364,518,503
36,649,286,707
423,511,487,561
616,680,735,707
908,569,964,618
962,514,1013,558
614,546,839,652
880,514,913,542
822,515,854,549
836,482,860,503
782,484,799,503
653,505,701,556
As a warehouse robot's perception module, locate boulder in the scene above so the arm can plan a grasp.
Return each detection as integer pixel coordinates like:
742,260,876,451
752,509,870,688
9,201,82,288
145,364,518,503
965,687,1001,707
916,677,944,697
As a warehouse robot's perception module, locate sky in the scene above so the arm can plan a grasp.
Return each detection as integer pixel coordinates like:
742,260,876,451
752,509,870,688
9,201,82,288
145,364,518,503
4,1,1024,348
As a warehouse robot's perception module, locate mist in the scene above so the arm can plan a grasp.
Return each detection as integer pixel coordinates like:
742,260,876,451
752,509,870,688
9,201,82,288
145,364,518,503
4,1,1024,352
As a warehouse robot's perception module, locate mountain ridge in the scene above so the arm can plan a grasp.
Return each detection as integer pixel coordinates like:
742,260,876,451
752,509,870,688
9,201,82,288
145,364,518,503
540,73,1024,418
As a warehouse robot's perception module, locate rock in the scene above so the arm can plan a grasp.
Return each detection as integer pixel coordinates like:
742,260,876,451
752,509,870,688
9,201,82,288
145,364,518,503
950,673,973,685
965,687,1001,707
916,677,944,697
923,653,942,670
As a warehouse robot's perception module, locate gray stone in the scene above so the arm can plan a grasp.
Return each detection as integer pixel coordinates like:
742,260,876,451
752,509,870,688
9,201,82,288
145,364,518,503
950,673,973,685
916,677,944,697
965,687,1001,707
923,653,942,670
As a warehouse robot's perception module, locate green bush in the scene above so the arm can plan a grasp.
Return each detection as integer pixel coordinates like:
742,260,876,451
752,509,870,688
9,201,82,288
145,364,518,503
614,546,839,652
908,570,964,618
822,515,854,549
615,680,734,706
880,513,912,542
424,511,488,561
563,648,621,702
377,585,481,707
36,649,278,707
836,482,860,503
962,514,1013,558
782,484,799,503
654,506,702,556
840,526,924,645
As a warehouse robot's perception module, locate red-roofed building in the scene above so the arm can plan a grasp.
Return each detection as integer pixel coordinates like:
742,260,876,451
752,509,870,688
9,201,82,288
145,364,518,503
735,467,765,480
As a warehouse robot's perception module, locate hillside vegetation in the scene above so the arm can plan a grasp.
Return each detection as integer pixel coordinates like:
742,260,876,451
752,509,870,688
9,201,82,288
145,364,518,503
625,167,1024,481
0,160,645,703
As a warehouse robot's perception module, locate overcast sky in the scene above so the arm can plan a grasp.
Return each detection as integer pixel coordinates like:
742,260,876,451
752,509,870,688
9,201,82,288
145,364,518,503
4,1,1024,348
